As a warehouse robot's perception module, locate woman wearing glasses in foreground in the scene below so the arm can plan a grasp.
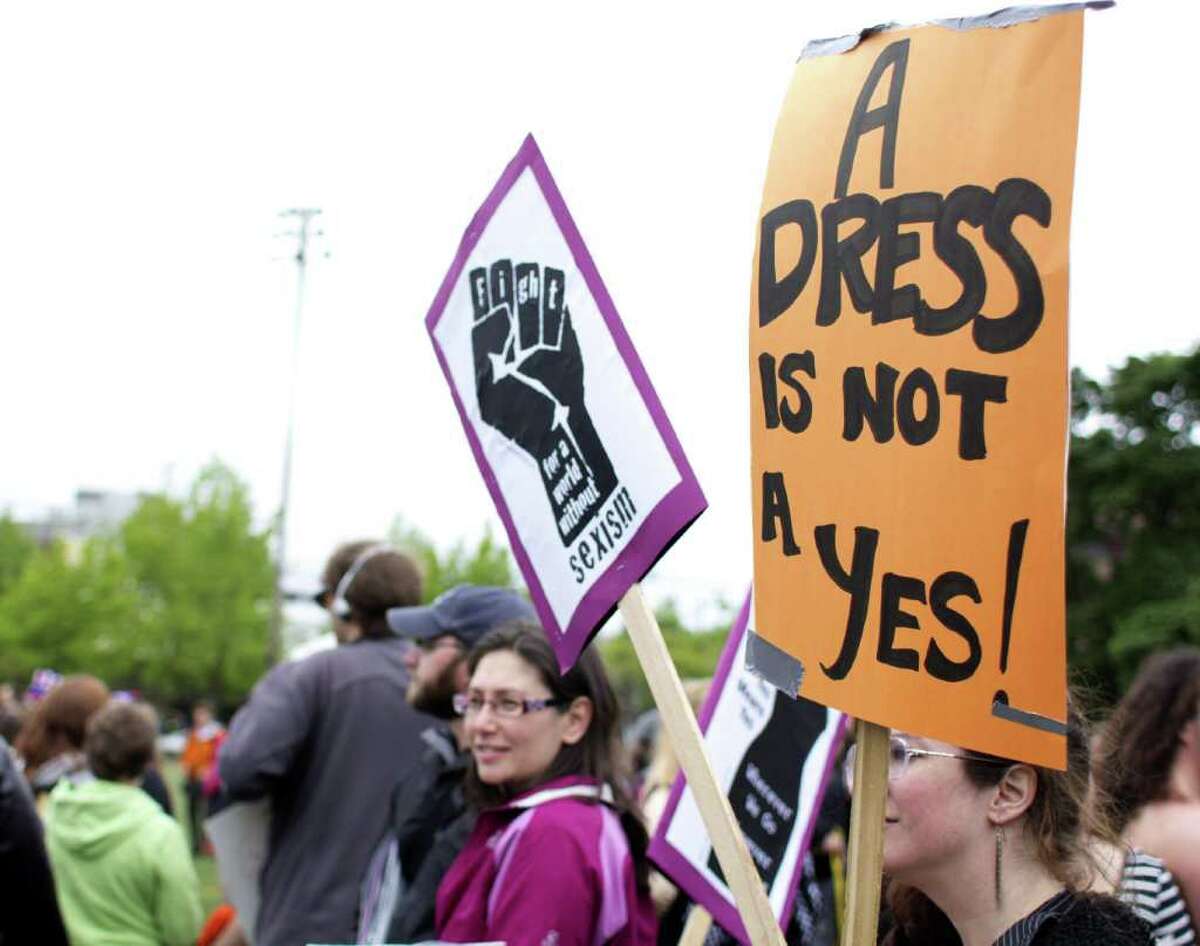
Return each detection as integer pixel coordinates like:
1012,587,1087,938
850,708,1152,946
435,622,656,946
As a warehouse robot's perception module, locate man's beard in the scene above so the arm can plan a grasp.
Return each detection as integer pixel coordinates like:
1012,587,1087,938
409,660,460,720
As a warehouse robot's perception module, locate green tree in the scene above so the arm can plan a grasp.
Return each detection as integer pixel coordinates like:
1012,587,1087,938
121,461,275,706
1067,347,1200,700
389,517,515,602
600,598,733,717
0,463,274,707
0,513,36,598
0,537,146,686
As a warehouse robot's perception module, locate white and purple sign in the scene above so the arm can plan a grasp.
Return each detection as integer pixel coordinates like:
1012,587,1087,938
426,135,706,670
648,592,847,945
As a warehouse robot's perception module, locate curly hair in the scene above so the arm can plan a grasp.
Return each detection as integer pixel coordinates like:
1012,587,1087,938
1093,647,1200,833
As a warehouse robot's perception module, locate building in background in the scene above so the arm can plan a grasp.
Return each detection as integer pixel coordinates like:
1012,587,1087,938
19,490,144,559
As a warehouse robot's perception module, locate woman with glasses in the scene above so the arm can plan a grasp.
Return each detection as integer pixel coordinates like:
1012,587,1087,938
436,622,656,946
855,705,1151,946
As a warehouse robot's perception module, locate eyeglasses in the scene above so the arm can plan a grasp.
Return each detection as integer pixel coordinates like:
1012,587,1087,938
452,692,568,719
843,735,1009,791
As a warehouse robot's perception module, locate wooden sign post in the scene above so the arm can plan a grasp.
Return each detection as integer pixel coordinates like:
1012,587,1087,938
622,586,786,946
679,905,714,946
841,721,889,946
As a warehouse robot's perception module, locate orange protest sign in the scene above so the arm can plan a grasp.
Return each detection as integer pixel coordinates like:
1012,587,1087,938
748,9,1085,769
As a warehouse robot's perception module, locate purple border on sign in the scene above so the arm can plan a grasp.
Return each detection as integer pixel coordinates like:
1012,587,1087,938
647,590,850,946
425,134,707,670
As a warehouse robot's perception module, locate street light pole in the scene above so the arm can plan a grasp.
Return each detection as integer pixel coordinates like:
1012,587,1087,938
271,207,323,664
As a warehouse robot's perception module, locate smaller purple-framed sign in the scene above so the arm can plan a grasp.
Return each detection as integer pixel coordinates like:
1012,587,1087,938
648,591,848,946
426,134,706,670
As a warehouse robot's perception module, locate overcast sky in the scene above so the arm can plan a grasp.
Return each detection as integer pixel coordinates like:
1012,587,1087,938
1,1,1193,621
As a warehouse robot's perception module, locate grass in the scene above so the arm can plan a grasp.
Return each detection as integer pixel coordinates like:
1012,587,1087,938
161,758,225,916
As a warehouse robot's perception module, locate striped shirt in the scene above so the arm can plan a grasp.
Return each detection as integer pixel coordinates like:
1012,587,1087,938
1120,850,1196,946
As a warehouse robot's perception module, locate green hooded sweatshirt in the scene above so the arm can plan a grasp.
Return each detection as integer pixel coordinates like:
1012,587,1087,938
45,778,202,946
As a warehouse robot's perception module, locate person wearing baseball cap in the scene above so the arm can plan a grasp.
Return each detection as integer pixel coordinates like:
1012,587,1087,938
388,586,538,719
356,585,536,945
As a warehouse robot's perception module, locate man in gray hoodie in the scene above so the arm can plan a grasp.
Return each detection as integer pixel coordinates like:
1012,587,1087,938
220,541,429,946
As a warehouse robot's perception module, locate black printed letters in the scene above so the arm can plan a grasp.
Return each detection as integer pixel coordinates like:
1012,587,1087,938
758,37,1051,352
756,39,1053,462
754,37,1048,689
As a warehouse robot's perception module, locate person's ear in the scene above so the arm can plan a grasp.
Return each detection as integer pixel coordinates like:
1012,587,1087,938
988,765,1038,827
453,659,471,692
560,697,594,746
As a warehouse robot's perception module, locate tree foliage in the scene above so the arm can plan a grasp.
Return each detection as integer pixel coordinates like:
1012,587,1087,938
0,514,35,598
389,517,515,602
0,537,145,685
0,461,273,708
600,598,733,717
120,463,275,705
1067,347,1200,700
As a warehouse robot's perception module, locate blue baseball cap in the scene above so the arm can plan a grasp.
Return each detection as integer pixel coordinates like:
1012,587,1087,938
386,585,537,647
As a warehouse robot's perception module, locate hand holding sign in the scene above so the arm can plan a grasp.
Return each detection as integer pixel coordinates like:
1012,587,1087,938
470,259,617,546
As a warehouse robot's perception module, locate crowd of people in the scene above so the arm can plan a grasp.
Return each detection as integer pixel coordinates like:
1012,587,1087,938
2,537,1200,946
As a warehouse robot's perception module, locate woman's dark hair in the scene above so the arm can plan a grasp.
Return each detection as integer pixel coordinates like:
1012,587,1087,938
86,702,157,781
887,696,1094,940
464,621,650,887
15,675,110,771
320,540,423,639
1093,647,1200,833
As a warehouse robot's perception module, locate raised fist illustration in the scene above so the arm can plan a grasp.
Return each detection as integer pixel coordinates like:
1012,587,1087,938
470,259,618,546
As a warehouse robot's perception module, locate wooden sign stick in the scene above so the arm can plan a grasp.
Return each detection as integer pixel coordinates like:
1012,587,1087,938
619,585,786,946
678,904,714,946
841,720,890,946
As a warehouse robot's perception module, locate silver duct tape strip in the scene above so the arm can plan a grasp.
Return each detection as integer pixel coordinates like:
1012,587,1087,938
991,699,1068,735
799,1,1114,61
745,629,805,698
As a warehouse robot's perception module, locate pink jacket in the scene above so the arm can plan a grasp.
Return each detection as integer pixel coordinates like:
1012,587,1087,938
437,776,657,946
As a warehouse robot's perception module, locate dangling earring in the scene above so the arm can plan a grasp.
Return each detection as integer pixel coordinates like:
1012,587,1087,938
994,825,1006,908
